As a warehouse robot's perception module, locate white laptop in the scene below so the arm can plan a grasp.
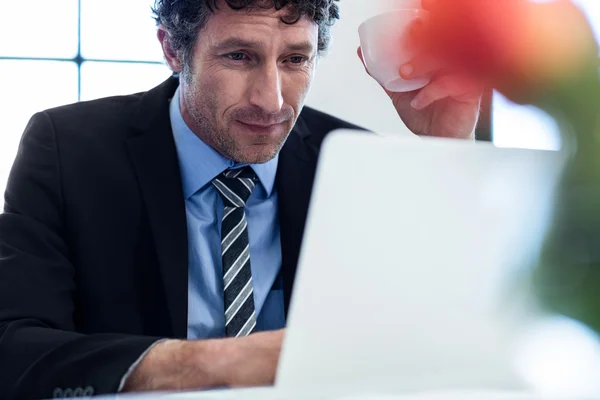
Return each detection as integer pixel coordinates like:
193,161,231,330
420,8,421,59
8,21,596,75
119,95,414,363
156,130,576,400
275,129,569,397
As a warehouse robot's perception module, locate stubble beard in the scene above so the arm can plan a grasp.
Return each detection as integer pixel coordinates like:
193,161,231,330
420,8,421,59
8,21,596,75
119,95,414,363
182,74,294,164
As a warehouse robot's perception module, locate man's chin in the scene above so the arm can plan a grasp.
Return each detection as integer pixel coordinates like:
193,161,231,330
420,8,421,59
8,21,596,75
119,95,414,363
233,144,280,164
227,129,291,164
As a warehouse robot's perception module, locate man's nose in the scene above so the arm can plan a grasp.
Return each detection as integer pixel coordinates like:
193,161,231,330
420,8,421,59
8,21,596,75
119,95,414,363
249,63,284,115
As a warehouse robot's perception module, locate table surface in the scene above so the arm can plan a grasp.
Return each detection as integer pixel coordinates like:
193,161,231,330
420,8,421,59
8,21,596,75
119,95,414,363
86,387,580,400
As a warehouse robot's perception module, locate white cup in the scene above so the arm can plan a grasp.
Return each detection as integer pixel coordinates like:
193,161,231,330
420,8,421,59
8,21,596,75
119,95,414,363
359,8,430,92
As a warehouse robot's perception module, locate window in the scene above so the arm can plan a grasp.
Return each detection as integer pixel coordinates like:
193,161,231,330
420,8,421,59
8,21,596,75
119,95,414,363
0,0,171,199
493,0,600,150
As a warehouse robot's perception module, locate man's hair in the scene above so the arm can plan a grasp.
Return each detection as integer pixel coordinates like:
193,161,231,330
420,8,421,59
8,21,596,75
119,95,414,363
153,0,340,72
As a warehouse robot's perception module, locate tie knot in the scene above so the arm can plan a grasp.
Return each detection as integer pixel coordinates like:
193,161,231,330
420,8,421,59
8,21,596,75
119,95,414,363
212,167,258,208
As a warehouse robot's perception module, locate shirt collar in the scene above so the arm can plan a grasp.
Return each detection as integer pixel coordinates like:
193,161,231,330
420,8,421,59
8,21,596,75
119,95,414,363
170,86,279,200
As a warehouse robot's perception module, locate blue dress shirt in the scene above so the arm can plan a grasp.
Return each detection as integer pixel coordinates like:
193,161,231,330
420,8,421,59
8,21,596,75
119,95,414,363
169,87,285,339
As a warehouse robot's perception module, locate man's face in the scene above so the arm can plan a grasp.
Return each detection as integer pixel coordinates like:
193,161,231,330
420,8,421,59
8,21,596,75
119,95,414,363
170,4,319,164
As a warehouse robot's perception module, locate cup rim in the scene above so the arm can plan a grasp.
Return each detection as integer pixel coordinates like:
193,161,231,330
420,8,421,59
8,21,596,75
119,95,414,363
358,9,427,33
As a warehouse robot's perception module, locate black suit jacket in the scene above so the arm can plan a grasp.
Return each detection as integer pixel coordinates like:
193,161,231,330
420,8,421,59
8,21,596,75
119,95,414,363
0,77,364,399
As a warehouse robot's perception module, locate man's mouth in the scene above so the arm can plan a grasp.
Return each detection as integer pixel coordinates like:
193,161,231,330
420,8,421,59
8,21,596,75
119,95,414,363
236,120,285,134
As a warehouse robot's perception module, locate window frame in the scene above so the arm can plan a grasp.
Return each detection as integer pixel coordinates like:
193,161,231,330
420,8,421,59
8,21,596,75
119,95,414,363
0,0,164,102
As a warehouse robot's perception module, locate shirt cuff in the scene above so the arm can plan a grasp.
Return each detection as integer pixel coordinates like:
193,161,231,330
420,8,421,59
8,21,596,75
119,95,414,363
117,339,167,392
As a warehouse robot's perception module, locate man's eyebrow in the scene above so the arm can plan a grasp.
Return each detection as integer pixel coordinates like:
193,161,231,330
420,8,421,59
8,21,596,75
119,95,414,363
284,41,316,54
212,38,316,54
213,38,265,51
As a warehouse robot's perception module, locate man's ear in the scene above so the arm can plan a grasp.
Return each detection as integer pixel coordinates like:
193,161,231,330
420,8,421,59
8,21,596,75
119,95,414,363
158,26,183,73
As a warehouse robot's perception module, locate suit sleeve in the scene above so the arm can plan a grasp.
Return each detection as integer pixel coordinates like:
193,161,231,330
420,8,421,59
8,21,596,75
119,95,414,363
0,112,160,399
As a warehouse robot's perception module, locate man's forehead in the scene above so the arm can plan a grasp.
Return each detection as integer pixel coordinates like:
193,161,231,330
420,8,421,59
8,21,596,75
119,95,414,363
198,8,318,55
209,0,304,20
202,1,319,41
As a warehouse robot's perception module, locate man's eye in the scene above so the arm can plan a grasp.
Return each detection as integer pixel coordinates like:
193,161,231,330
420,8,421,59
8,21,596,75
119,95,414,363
289,56,307,64
226,52,247,61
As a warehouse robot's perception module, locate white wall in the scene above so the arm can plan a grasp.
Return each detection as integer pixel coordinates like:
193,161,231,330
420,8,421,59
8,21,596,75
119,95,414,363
306,0,413,135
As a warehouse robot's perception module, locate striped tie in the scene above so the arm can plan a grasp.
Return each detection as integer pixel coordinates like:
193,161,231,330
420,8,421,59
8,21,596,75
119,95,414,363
212,167,258,337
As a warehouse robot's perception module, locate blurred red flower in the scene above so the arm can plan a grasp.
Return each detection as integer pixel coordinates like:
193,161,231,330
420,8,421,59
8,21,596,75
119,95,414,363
416,0,598,102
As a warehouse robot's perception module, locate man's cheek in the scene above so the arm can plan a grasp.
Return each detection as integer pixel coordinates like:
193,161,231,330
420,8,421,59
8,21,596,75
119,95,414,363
283,74,313,110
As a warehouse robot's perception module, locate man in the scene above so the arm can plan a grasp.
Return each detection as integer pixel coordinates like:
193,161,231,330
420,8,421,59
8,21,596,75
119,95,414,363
0,0,482,398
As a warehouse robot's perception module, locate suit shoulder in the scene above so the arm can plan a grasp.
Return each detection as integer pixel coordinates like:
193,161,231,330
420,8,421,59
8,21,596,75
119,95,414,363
42,92,145,138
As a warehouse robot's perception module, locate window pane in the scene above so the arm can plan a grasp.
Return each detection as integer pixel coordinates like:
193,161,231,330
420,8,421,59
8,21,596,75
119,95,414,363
492,92,561,151
81,0,163,62
80,61,171,101
0,61,79,206
573,0,600,54
0,0,78,58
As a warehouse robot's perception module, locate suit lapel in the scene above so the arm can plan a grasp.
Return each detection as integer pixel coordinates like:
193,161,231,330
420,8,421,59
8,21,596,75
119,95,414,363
126,77,189,339
276,116,319,314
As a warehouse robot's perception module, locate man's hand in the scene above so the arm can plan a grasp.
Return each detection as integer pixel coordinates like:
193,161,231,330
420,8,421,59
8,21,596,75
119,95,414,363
358,47,482,140
221,328,284,387
358,0,484,140
357,13,483,140
122,329,285,392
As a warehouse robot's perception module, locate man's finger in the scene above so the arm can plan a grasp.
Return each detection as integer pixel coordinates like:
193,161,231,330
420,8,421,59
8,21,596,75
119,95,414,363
410,75,479,110
399,54,440,80
403,17,426,53
357,46,370,75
